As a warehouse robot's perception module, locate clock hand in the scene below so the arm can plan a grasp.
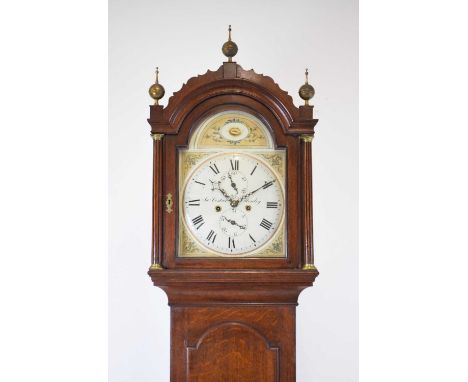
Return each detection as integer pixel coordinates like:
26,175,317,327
210,180,235,203
210,179,242,208
239,180,276,202
228,173,238,194
221,216,246,230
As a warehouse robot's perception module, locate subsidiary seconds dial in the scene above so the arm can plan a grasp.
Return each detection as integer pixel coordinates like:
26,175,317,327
183,153,284,256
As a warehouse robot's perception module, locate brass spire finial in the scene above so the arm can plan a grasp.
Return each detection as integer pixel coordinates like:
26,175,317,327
299,67,315,106
222,25,238,62
148,66,165,105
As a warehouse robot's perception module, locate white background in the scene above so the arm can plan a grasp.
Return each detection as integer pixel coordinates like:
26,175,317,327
1,1,467,382
109,0,357,381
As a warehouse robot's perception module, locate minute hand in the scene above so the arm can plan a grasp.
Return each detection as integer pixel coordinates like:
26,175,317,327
241,180,276,201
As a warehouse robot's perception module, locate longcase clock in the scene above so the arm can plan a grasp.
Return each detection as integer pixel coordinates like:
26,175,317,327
146,26,319,382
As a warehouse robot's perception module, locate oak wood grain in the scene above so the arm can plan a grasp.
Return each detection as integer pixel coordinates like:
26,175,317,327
171,306,295,382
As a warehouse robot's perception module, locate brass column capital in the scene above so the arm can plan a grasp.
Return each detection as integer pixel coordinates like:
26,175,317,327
300,134,314,143
151,133,164,141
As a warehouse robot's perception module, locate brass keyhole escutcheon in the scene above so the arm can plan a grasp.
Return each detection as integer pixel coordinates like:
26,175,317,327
165,193,173,213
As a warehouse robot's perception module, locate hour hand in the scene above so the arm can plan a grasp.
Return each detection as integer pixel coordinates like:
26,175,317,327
210,180,233,201
228,173,238,193
210,179,242,208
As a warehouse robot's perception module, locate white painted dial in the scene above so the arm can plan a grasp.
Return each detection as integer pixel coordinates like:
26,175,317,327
183,153,284,256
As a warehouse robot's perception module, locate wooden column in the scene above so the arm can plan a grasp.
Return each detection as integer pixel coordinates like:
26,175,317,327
300,134,316,270
150,132,164,270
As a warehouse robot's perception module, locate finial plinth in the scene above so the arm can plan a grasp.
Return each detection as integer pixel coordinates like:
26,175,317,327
222,25,238,62
148,66,165,105
299,68,315,105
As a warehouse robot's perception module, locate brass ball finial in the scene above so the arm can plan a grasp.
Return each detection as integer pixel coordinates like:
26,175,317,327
222,25,238,62
299,68,315,105
148,67,165,105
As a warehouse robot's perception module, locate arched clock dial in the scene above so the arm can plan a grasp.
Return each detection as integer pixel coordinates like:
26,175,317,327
182,153,284,256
